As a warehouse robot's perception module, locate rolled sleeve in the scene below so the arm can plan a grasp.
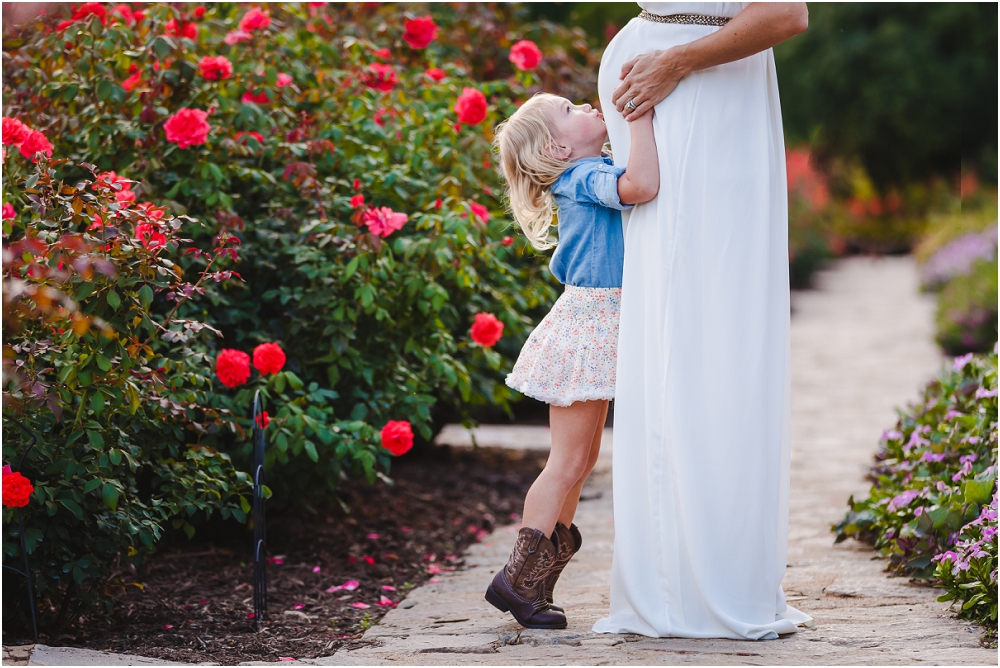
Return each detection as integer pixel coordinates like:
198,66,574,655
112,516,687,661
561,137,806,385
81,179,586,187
552,159,632,211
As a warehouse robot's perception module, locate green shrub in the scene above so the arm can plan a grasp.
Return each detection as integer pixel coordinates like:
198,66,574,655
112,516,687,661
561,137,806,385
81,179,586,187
2,153,250,628
834,350,997,633
934,259,998,355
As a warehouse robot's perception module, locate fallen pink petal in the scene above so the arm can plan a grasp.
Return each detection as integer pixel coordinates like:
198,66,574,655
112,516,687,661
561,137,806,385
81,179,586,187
381,585,396,591
162,624,173,630
293,603,305,610
377,595,397,607
342,580,360,591
312,565,321,573
351,601,370,609
366,533,379,540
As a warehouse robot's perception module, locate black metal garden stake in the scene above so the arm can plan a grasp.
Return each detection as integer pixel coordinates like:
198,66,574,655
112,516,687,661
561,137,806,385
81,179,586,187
2,415,40,644
251,391,267,631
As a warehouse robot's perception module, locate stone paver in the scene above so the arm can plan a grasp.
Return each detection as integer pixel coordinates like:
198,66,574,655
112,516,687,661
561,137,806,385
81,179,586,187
8,256,994,666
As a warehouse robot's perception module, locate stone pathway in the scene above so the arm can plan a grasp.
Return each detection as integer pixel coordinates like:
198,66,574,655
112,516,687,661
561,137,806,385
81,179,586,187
6,257,994,665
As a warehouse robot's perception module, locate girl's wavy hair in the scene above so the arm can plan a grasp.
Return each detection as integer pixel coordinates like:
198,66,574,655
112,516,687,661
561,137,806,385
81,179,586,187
492,93,572,251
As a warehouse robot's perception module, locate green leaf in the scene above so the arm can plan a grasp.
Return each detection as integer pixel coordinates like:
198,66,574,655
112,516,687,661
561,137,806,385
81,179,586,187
273,372,286,394
87,430,105,448
96,354,112,372
59,498,85,520
109,449,122,466
304,440,319,462
62,84,79,102
75,282,96,300
102,483,120,511
152,37,171,58
83,479,102,494
91,392,105,415
285,371,304,391
96,79,114,101
106,290,121,310
138,285,154,311
964,478,993,505
343,256,360,281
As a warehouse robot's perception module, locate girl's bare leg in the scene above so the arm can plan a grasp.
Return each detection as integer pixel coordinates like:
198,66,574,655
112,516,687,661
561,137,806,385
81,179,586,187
557,400,609,526
520,400,609,538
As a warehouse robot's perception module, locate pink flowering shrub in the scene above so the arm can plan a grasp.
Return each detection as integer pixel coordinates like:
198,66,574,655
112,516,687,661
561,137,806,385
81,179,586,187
835,348,997,633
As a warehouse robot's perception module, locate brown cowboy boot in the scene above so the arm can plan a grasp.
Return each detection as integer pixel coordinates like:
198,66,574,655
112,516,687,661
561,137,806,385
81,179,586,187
544,522,582,613
485,527,567,629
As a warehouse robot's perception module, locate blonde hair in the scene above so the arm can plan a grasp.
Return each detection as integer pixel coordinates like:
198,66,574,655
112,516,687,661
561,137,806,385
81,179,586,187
493,93,572,250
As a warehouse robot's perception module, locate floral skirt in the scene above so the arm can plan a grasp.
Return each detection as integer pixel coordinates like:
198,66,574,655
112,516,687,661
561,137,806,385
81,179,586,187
505,285,621,407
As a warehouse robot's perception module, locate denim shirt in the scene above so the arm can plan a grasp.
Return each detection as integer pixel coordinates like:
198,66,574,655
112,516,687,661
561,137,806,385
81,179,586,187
549,156,631,289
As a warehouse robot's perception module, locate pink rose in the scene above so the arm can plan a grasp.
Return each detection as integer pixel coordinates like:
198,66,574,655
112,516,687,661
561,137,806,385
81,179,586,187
424,67,446,82
239,7,271,31
402,17,438,49
509,40,542,71
362,206,408,238
122,71,143,92
364,64,398,92
276,73,293,87
470,313,504,347
454,88,487,125
18,130,53,161
2,117,30,146
469,202,489,224
224,29,252,45
381,420,414,456
2,203,16,220
163,108,210,148
199,55,233,80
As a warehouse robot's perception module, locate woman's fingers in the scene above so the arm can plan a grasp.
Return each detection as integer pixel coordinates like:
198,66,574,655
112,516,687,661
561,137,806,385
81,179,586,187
612,82,635,112
619,57,637,80
622,98,654,122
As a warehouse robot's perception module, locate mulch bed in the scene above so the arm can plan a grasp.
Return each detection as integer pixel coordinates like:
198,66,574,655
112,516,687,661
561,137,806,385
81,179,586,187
36,445,545,664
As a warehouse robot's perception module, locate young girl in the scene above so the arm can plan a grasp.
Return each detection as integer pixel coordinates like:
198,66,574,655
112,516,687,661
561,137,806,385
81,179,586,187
486,93,659,629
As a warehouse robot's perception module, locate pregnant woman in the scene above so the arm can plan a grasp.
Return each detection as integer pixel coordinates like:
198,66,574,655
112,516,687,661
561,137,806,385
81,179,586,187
594,3,813,639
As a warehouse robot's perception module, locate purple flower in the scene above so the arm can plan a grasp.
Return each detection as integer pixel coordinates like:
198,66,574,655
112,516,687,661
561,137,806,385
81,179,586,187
933,550,961,564
920,452,947,463
951,353,975,372
920,225,998,288
959,454,978,465
944,410,964,421
888,489,922,511
882,429,903,442
974,387,997,399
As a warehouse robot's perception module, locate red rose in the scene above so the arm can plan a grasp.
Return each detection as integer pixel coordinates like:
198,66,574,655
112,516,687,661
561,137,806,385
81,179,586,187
122,71,143,92
224,29,252,45
163,108,210,148
381,420,414,456
2,203,16,220
242,91,270,104
363,206,408,238
364,64,398,92
434,198,442,209
470,312,504,347
454,87,487,125
72,2,107,25
252,342,286,375
424,67,446,82
501,236,513,247
402,17,438,49
183,22,198,40
2,469,34,508
509,40,542,71
372,48,392,59
199,55,233,80
353,179,361,190
112,4,134,25
2,117,30,146
235,131,264,145
135,223,166,249
193,6,206,20
18,130,53,161
350,194,365,208
255,411,269,429
469,202,490,224
216,348,251,388
239,7,271,31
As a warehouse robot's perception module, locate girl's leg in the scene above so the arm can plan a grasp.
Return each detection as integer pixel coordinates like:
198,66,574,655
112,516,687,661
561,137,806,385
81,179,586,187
520,399,609,538
557,400,609,527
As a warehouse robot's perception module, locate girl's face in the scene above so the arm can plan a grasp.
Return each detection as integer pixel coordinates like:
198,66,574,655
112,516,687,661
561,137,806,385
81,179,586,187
547,96,607,160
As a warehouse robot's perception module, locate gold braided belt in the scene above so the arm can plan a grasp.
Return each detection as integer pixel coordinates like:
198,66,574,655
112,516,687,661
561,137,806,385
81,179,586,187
638,10,731,27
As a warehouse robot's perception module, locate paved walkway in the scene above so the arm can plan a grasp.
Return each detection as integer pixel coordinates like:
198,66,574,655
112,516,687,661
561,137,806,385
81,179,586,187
8,257,994,665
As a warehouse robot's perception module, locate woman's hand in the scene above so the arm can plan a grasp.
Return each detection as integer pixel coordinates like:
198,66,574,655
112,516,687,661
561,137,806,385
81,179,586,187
612,2,808,122
612,48,689,122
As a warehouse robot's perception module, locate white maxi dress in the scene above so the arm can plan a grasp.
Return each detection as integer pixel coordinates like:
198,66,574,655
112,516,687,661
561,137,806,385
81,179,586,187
593,2,812,639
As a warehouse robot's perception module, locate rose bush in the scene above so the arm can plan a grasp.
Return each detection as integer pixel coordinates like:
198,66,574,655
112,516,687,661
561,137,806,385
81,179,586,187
2,148,250,630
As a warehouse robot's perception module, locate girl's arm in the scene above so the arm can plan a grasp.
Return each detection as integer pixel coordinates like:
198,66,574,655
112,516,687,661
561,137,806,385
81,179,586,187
613,3,808,121
617,111,659,205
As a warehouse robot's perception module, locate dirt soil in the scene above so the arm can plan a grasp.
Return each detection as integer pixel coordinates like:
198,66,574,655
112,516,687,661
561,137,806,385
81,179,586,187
37,445,545,664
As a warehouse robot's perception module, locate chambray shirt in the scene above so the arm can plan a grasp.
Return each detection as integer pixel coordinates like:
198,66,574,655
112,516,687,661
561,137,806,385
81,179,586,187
549,156,631,289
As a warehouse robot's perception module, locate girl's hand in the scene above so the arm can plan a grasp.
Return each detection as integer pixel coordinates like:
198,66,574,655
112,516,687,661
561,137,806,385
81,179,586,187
612,48,689,122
